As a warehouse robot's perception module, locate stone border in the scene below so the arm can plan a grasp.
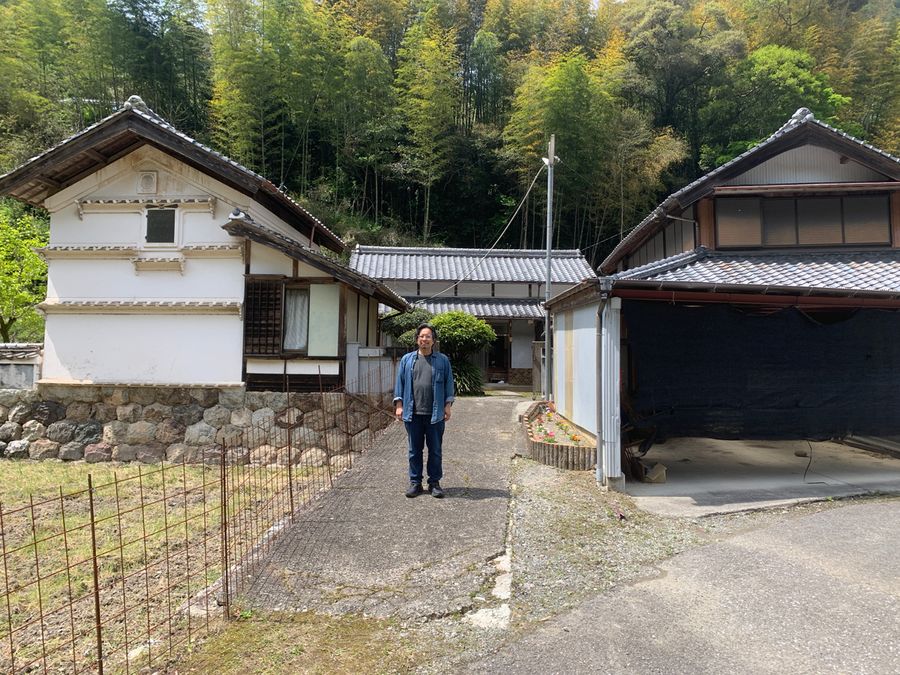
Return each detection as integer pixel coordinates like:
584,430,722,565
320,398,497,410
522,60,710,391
0,385,393,465
521,401,596,471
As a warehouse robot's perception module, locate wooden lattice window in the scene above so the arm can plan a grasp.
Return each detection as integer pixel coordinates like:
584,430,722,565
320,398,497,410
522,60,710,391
244,279,283,355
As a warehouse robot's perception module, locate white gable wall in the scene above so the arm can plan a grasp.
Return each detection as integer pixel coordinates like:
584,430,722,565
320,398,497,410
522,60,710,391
723,145,886,185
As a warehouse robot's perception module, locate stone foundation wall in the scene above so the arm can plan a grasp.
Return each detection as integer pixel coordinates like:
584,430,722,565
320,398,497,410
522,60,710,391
0,385,393,465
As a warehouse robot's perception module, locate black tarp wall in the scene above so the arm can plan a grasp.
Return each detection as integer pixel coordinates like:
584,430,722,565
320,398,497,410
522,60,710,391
623,300,900,439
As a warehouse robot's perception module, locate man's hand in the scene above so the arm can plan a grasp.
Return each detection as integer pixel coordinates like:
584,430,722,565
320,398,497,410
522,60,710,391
395,404,403,420
444,404,452,421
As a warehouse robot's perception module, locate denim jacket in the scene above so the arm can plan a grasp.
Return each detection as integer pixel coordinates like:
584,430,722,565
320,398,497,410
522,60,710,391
393,350,455,424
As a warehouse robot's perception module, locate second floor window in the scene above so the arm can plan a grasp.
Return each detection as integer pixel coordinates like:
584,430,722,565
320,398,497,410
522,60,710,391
145,206,177,244
717,195,890,248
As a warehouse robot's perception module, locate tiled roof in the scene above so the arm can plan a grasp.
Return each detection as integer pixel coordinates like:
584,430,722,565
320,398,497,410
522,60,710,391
350,246,594,284
224,211,408,311
0,96,345,253
0,343,42,360
612,247,900,296
378,297,544,319
601,108,900,273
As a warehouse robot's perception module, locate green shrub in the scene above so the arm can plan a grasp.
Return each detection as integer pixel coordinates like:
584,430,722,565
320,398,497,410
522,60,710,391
430,311,495,362
452,360,485,396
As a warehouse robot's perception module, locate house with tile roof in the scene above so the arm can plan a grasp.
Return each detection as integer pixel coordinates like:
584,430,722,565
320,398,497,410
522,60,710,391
350,246,594,386
546,108,900,488
0,96,406,392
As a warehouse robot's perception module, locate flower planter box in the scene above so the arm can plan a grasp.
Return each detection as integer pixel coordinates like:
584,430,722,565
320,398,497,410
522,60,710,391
522,401,596,471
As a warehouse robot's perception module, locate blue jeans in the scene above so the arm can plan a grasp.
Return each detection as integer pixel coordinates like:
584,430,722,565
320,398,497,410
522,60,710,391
405,414,445,485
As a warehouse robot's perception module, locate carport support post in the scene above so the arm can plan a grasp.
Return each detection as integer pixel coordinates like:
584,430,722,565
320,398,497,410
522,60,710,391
598,297,624,490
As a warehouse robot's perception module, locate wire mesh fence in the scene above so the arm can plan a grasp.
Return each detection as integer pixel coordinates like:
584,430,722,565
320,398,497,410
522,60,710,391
0,364,399,674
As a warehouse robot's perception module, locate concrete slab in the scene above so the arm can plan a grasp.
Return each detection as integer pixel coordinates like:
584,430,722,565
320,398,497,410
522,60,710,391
624,437,900,517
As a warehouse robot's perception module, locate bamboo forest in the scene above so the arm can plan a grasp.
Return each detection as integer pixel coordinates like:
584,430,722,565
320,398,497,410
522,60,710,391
0,0,896,266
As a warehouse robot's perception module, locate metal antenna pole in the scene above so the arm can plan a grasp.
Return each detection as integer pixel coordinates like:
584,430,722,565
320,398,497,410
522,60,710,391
543,134,556,401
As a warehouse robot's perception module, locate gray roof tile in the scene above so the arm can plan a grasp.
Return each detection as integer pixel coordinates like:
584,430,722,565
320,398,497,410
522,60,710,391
381,297,544,319
351,246,594,283
613,248,900,295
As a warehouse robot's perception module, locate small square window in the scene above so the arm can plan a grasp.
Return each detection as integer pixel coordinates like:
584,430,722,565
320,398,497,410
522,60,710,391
146,207,176,244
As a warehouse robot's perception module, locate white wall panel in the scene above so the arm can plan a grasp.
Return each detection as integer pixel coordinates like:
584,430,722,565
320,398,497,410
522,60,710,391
724,145,886,185
46,258,244,300
308,284,340,356
41,314,243,384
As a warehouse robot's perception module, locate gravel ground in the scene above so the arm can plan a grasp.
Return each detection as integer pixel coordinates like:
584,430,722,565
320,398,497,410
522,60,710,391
405,456,896,673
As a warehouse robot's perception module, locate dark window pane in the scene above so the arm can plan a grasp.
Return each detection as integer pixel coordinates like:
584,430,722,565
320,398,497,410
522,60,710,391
716,198,761,246
844,195,890,244
763,200,796,245
146,208,176,243
244,279,283,355
798,198,842,244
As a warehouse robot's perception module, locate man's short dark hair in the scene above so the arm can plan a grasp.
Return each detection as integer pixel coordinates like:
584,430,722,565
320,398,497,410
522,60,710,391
416,323,437,340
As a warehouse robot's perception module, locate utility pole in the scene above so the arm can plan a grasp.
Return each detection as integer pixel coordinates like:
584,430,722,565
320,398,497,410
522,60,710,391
542,134,556,402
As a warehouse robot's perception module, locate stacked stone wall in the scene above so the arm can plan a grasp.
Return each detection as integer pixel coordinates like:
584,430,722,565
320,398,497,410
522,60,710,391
0,386,393,465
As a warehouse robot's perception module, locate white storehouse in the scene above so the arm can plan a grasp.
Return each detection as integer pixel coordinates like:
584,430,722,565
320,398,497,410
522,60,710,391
0,96,405,391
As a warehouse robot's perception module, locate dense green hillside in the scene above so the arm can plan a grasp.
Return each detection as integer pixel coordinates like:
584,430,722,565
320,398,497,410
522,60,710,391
0,0,895,269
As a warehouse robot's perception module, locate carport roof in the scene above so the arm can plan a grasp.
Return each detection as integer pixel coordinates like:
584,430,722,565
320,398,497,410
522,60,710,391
611,247,900,299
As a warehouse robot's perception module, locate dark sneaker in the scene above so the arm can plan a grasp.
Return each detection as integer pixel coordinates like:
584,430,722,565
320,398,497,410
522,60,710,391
405,482,424,498
429,482,445,498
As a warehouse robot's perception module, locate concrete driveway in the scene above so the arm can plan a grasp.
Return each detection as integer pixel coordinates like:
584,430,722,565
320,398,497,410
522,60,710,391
465,499,900,674
625,438,900,517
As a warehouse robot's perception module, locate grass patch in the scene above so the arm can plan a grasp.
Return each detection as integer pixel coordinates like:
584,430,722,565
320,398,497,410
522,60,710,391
176,612,416,674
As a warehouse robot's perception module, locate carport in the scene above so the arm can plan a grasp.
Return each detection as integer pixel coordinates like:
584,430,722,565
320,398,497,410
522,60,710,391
589,248,900,489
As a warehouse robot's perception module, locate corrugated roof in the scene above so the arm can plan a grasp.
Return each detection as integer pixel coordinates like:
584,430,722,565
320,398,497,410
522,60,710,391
612,247,900,296
601,108,900,273
379,297,544,319
350,246,594,283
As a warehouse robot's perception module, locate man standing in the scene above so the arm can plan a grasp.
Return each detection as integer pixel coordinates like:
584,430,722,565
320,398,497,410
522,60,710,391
393,323,455,498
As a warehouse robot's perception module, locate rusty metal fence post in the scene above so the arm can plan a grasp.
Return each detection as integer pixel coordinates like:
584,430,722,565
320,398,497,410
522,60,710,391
220,446,231,620
87,475,104,675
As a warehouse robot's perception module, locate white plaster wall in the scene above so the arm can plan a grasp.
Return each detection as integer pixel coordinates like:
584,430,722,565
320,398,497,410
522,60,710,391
42,314,243,384
511,319,534,369
419,281,454,296
570,303,599,435
44,146,314,250
309,284,340,357
47,258,244,300
494,283,531,298
250,243,293,276
456,282,492,297
552,303,598,434
245,359,339,375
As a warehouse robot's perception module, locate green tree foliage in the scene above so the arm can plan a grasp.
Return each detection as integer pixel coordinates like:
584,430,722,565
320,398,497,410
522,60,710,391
430,311,496,361
0,0,894,272
430,311,496,394
701,44,850,167
381,307,434,348
394,18,461,240
0,200,48,342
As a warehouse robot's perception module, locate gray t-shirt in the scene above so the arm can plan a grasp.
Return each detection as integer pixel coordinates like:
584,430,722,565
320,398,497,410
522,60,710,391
412,354,434,416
